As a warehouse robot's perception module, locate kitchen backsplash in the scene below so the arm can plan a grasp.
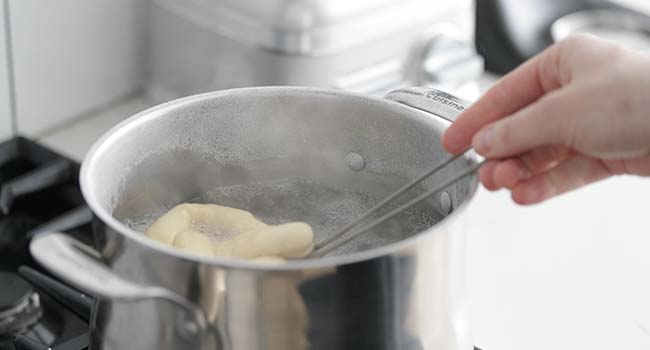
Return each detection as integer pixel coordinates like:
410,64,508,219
0,0,146,138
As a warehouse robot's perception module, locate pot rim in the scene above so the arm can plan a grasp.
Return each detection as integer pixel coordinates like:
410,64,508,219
80,86,478,271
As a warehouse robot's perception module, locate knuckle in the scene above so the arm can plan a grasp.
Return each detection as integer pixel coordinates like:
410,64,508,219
560,33,599,52
518,153,535,171
545,169,564,194
527,147,552,167
559,120,578,149
493,121,512,148
555,36,588,82
536,48,563,91
537,93,575,147
566,34,625,62
556,34,626,81
548,145,571,162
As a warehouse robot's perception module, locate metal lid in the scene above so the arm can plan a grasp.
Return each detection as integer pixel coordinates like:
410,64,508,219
551,9,650,51
154,0,471,55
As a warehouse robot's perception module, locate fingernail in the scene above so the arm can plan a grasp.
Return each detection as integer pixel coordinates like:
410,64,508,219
522,183,555,204
522,186,544,203
473,127,493,153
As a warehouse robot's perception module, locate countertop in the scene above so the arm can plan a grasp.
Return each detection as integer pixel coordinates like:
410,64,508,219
35,83,650,350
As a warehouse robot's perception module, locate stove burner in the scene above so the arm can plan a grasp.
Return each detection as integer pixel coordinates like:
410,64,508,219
0,272,42,336
0,137,92,350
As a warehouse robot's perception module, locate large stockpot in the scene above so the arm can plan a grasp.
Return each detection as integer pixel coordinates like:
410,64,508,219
30,87,478,350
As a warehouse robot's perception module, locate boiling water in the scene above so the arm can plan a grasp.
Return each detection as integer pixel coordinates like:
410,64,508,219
124,179,442,256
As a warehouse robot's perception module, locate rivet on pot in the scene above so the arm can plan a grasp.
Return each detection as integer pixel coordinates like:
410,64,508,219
440,191,453,215
345,152,365,171
176,317,202,344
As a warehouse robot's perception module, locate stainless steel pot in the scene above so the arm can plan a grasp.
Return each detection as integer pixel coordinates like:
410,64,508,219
29,87,478,350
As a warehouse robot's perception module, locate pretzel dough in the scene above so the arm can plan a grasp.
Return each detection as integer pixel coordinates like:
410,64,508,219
145,203,314,260
213,222,314,259
146,203,267,245
172,230,214,257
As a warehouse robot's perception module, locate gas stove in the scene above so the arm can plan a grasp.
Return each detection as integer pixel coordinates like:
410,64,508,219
0,137,92,350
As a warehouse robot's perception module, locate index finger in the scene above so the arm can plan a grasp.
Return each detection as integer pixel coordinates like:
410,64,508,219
442,43,564,154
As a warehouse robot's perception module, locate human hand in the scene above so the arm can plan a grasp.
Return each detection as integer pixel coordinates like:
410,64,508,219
442,34,650,204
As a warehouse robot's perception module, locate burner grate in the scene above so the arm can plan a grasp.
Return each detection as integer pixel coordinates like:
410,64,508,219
0,137,91,270
0,137,91,350
18,267,92,324
0,159,74,215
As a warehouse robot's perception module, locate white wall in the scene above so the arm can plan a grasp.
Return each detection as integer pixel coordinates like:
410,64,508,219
613,0,650,14
2,0,647,138
0,1,14,140
9,0,146,136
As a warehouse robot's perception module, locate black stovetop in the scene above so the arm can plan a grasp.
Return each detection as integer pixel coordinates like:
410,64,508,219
0,137,92,350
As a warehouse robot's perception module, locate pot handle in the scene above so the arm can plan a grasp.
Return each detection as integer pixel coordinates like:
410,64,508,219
385,87,470,122
29,233,211,344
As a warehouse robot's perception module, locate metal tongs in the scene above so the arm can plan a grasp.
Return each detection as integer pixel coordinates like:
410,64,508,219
311,149,483,257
